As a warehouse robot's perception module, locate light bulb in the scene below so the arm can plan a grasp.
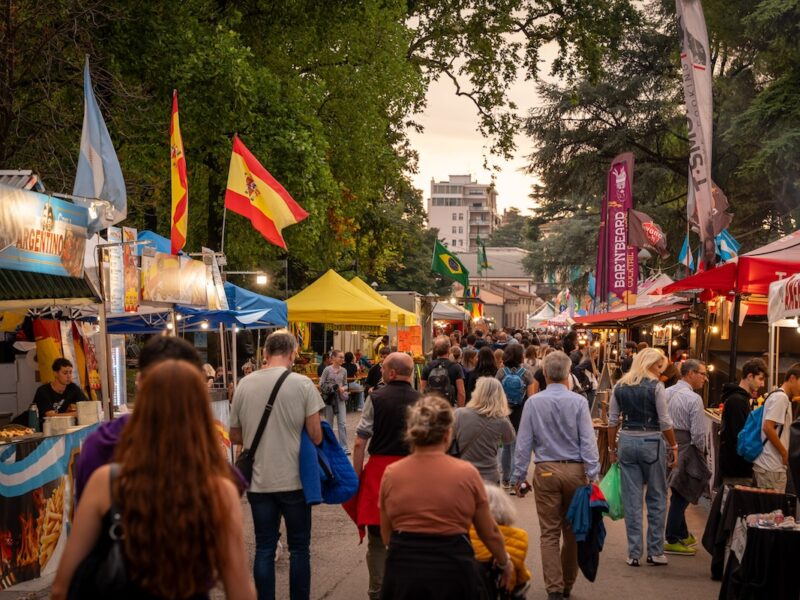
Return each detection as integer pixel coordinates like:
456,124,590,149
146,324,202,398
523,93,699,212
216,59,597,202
256,274,268,285
593,341,600,348
672,340,678,346
166,322,174,331
201,321,209,330
642,329,648,335
175,314,183,321
711,325,719,334
708,364,715,372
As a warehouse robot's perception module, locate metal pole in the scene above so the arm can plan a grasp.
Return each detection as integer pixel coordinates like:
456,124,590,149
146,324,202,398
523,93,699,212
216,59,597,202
729,294,741,382
768,324,775,390
95,234,114,419
285,258,289,299
232,326,238,388
219,324,228,389
220,207,228,255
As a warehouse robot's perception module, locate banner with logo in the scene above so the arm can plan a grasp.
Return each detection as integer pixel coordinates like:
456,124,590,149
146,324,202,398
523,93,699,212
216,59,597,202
604,153,638,306
768,274,800,325
676,0,717,267
0,186,88,278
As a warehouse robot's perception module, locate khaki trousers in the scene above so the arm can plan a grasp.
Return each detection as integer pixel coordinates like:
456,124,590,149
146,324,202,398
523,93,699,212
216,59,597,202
753,466,787,493
366,526,386,600
533,462,587,594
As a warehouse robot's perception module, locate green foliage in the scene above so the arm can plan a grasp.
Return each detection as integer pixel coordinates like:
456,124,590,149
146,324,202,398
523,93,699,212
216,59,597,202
524,0,800,283
2,0,665,297
487,208,536,247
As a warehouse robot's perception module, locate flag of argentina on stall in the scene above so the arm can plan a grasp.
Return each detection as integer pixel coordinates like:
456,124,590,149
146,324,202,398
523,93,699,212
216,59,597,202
73,56,127,235
678,234,695,271
716,229,740,262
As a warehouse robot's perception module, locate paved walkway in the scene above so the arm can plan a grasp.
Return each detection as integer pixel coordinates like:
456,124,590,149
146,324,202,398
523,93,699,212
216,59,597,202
1,411,722,600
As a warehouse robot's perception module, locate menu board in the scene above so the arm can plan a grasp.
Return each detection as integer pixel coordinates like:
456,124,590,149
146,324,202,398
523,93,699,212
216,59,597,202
398,326,422,356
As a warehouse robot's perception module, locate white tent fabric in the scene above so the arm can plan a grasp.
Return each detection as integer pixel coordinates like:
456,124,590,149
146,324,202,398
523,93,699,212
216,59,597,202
431,302,470,321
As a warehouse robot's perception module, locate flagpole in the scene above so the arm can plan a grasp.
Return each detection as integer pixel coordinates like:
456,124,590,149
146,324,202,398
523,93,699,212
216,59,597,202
220,206,228,255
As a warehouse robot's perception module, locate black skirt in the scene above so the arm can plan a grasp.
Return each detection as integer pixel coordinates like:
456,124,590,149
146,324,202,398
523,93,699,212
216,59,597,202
381,531,486,600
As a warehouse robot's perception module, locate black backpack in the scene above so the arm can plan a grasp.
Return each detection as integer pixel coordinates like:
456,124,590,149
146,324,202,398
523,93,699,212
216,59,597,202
427,360,453,403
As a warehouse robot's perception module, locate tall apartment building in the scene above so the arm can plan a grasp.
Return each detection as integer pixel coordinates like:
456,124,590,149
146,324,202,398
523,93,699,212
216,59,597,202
426,174,500,251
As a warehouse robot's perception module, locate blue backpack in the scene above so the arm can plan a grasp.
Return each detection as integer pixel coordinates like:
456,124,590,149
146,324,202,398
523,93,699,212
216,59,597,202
737,391,778,463
502,366,527,407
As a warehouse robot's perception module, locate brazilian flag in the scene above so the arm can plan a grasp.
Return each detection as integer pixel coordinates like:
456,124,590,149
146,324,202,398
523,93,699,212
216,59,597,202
431,239,469,287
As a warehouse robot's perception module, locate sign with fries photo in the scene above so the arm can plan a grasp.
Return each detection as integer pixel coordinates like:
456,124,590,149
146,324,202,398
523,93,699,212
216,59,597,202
0,424,98,588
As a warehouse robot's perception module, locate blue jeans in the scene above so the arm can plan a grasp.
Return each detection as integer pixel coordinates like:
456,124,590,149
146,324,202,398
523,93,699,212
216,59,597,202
248,490,312,600
665,489,690,544
323,400,348,448
501,440,517,484
618,433,668,559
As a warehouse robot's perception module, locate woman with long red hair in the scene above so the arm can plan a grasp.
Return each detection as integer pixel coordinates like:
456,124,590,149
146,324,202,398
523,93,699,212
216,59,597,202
51,359,255,600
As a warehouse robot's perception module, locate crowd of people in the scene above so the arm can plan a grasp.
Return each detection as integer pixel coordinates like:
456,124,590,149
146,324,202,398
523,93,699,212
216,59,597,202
47,324,798,600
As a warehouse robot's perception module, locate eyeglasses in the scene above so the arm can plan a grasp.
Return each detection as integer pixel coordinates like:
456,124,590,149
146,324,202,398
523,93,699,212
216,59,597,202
694,371,708,378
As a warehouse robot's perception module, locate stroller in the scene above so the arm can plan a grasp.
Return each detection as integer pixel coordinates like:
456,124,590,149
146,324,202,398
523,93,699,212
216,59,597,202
477,562,530,599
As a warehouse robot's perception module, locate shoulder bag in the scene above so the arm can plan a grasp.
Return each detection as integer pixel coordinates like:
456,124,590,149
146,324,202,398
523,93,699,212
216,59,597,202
236,369,291,486
67,463,127,599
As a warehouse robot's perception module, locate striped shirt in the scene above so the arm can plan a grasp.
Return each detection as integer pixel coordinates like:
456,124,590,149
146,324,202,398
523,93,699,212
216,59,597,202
665,380,706,451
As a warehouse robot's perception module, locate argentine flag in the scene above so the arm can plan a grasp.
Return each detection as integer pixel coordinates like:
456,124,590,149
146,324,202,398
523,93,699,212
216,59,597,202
73,56,127,234
716,229,740,262
678,234,695,271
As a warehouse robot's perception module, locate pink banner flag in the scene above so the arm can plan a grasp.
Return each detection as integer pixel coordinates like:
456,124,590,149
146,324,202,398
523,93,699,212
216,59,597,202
605,153,638,306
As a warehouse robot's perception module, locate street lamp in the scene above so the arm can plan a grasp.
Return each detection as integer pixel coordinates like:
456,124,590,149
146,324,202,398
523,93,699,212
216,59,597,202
256,273,268,285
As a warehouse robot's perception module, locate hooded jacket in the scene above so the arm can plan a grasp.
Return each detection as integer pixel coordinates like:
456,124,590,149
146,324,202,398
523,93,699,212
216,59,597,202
719,382,753,479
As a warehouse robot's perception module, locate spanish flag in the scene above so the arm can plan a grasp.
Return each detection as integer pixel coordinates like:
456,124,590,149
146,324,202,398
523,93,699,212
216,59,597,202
170,90,188,254
224,135,308,249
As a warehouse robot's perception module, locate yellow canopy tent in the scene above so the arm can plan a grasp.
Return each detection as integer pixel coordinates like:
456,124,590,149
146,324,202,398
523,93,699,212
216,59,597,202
349,277,418,326
286,269,394,327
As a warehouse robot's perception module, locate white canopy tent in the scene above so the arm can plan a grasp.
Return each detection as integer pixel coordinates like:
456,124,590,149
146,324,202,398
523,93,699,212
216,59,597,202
766,274,800,388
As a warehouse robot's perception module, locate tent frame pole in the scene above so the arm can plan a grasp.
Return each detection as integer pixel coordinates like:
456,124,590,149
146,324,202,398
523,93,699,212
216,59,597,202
728,294,741,383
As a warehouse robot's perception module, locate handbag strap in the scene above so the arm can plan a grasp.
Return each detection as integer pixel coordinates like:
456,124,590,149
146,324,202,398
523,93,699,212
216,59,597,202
248,369,291,455
108,462,123,539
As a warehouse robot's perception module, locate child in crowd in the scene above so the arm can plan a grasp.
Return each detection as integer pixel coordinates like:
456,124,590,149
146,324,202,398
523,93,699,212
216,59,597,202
470,484,531,598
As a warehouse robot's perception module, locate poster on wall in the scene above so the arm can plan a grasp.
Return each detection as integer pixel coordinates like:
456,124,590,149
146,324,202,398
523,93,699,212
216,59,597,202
105,227,124,314
397,326,422,357
0,425,98,589
0,186,88,278
122,227,139,313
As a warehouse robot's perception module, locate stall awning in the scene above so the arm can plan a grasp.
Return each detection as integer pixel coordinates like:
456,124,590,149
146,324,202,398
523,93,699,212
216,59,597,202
0,268,98,304
574,303,689,327
286,270,393,326
653,229,800,297
349,277,417,326
223,282,288,326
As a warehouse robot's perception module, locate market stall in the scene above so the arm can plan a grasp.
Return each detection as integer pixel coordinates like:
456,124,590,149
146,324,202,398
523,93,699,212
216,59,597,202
286,269,395,374
0,183,107,588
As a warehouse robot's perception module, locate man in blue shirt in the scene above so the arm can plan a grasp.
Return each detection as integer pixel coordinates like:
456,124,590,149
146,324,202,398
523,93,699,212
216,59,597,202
513,351,599,600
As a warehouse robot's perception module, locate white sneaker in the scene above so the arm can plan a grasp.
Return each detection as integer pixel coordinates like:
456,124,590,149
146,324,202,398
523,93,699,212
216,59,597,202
647,554,668,566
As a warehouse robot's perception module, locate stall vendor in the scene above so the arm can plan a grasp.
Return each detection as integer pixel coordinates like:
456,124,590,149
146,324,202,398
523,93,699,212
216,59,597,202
33,358,86,428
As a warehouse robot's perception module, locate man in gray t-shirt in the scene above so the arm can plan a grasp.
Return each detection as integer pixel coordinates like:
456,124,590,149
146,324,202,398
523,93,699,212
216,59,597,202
230,330,323,600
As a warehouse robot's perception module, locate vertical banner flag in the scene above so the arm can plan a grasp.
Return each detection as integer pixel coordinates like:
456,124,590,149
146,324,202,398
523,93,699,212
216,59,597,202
431,239,470,287
170,91,188,255
605,153,638,306
224,135,309,249
476,235,490,273
594,194,608,309
715,229,740,262
73,56,127,235
676,0,717,268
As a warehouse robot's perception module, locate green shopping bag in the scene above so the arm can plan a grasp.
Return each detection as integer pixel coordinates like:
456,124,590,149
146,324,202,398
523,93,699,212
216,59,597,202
599,463,624,520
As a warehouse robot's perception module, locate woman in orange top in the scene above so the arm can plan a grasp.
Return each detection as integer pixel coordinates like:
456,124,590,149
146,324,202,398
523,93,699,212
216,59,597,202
379,395,512,599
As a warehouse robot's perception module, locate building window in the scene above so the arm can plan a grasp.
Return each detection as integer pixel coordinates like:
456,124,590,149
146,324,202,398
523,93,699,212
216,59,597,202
452,239,457,246
459,213,464,220
452,226,457,234
458,226,463,234
452,212,458,220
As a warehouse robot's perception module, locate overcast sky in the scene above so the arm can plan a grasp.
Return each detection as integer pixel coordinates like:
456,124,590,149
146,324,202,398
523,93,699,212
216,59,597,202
408,43,559,217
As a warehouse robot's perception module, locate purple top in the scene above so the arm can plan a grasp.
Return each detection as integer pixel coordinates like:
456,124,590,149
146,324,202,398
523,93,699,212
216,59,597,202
74,414,131,502
74,413,247,503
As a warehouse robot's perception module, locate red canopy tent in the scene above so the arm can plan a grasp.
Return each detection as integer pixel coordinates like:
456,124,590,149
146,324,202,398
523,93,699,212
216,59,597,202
654,230,800,296
651,230,800,380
